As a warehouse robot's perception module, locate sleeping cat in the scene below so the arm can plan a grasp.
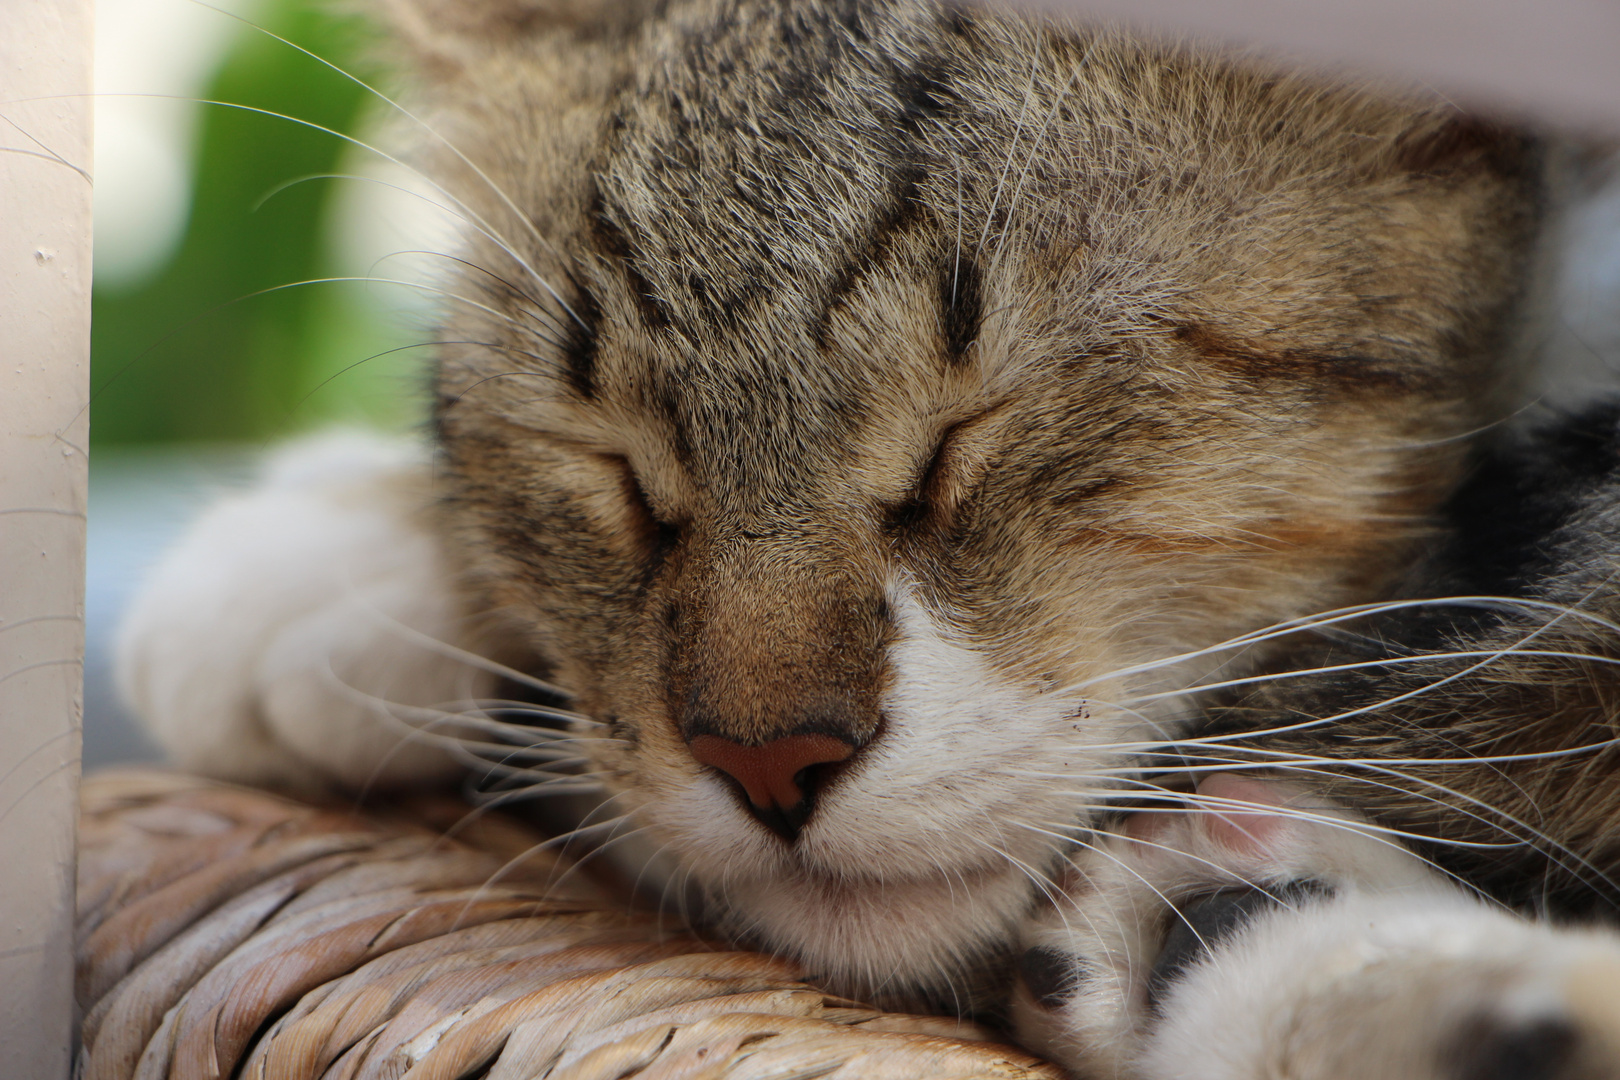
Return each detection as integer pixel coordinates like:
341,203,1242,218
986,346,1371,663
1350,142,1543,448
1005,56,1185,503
116,0,1620,1074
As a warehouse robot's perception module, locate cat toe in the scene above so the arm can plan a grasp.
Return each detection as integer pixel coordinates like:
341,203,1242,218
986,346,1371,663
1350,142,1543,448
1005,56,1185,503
1011,773,1465,1077
1446,954,1620,1080
1451,1016,1583,1080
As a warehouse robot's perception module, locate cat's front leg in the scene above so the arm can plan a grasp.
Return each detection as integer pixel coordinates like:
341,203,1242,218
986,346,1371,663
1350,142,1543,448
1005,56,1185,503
115,432,499,795
1012,774,1620,1080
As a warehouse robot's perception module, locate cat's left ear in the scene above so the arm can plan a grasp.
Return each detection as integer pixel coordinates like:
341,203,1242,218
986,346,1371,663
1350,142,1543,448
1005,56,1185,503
1392,112,1538,178
376,0,656,77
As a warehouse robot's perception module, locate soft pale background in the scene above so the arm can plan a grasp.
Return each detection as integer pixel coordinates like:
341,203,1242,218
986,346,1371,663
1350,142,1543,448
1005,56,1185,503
86,0,456,767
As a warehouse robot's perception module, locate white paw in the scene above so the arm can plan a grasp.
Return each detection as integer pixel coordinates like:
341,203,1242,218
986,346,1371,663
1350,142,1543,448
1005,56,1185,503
1012,773,1620,1080
115,431,496,794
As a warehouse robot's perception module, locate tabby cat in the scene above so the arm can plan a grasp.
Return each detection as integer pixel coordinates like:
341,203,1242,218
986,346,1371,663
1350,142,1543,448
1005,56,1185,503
118,0,1620,1074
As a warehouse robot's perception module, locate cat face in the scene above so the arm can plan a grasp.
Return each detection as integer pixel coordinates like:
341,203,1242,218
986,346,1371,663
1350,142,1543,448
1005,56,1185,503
408,0,1541,1002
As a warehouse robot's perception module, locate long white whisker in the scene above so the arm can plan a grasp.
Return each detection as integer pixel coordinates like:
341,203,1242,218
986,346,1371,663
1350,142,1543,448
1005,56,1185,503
1023,822,1216,951
1031,790,1521,853
1068,733,1620,767
988,45,1094,280
1124,647,1620,709
250,176,569,334
451,799,638,918
0,111,91,181
335,599,588,715
975,49,1043,256
1056,594,1620,698
1029,752,1604,873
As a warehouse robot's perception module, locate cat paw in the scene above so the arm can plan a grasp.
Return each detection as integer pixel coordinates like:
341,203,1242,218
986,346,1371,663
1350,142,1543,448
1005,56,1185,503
116,432,495,794
1012,773,1620,1080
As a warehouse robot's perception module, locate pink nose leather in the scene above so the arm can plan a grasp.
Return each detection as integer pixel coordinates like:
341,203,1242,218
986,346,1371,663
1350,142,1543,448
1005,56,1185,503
688,733,855,810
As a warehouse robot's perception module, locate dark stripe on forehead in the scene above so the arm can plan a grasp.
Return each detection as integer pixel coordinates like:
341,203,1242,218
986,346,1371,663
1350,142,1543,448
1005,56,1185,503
814,164,929,350
589,184,671,332
892,57,957,133
941,251,982,364
560,274,602,401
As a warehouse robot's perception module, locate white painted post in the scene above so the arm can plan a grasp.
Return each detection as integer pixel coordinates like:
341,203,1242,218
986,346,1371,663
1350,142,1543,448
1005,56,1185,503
0,0,93,1073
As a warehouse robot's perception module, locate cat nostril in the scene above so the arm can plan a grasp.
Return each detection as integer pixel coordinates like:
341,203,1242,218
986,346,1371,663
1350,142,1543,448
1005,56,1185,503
687,732,856,842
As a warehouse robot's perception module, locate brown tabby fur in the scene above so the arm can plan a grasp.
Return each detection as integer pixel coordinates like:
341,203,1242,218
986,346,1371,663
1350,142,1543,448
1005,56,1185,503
382,0,1592,1000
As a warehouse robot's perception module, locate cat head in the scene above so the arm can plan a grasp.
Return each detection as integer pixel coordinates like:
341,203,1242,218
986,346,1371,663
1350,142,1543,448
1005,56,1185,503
389,0,1543,1004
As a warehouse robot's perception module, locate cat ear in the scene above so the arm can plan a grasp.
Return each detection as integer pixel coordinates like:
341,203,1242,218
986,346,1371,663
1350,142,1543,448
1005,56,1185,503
376,0,655,74
1393,112,1536,178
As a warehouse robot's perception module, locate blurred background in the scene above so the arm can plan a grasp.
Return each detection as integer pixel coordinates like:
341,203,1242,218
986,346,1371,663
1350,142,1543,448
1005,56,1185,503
88,0,455,765
88,0,1620,769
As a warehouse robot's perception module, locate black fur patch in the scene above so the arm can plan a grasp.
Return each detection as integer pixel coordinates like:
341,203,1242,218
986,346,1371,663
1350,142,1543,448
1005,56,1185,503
941,6,975,38
1450,1017,1582,1080
1396,117,1535,180
1441,401,1620,597
429,389,456,445
590,185,672,331
892,59,956,132
883,492,930,535
1019,945,1088,1009
559,278,603,401
941,252,982,363
816,167,927,348
1147,881,1331,1013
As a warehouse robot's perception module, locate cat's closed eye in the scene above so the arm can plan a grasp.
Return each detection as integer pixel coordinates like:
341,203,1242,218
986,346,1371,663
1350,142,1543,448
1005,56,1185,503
884,408,1002,536
607,455,682,556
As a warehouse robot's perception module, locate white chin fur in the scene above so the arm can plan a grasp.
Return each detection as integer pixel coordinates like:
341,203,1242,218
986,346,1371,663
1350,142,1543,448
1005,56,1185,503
642,577,1140,996
724,855,1035,1000
116,431,492,794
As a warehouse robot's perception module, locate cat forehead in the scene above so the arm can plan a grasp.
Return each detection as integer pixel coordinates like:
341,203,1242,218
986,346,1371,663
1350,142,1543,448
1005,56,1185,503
590,0,972,326
434,0,1536,495
569,4,1452,356
522,3,1008,470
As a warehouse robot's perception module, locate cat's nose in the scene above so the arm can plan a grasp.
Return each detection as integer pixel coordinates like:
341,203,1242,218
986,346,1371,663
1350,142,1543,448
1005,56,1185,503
687,732,857,842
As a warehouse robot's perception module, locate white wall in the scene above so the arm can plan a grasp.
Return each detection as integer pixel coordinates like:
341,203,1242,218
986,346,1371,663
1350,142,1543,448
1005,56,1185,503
1022,0,1620,129
0,0,93,1073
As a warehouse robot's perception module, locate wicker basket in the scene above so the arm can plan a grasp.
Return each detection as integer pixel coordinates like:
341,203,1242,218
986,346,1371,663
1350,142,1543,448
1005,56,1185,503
76,769,1063,1080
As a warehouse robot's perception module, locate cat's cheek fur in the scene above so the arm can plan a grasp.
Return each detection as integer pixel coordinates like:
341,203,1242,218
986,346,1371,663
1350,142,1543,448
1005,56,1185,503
116,432,489,794
641,577,1139,995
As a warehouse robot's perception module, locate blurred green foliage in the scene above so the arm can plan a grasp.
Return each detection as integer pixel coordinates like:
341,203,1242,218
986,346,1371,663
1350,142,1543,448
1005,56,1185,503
91,0,421,445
